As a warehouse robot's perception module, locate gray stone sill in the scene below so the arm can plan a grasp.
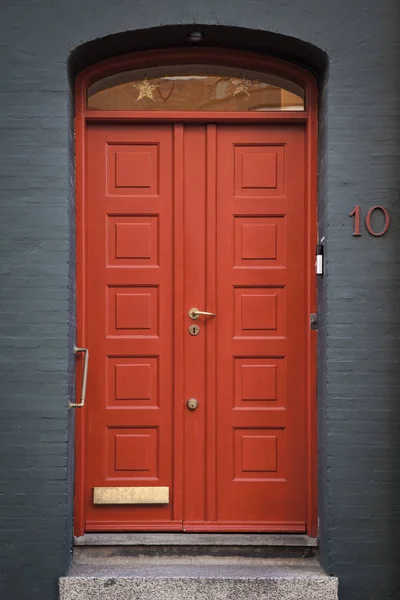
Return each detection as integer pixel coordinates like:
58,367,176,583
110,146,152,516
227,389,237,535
67,557,325,577
75,533,318,547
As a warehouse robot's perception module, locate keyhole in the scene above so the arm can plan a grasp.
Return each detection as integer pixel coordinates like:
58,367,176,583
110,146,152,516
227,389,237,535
189,324,200,336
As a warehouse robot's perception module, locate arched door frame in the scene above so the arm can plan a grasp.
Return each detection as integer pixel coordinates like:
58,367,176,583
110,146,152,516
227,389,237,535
74,47,318,538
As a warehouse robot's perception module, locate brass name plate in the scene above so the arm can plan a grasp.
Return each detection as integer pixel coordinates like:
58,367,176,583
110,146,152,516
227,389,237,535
93,487,169,505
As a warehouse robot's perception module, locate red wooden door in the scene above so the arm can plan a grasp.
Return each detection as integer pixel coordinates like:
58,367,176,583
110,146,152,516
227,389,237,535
84,123,177,531
81,122,308,532
214,125,306,531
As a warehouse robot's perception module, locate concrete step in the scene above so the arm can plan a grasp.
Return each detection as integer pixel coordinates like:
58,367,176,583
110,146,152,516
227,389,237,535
60,556,338,600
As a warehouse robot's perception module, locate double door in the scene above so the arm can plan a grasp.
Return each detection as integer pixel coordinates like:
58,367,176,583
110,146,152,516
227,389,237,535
82,121,307,532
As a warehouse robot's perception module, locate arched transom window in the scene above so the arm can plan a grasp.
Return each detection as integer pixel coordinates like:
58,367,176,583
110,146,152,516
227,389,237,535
88,65,305,111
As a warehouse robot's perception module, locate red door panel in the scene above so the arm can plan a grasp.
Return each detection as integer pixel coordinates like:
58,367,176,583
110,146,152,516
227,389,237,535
84,123,179,531
81,122,309,533
213,125,306,531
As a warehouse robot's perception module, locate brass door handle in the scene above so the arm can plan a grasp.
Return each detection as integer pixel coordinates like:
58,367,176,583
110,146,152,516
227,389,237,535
69,345,89,409
188,307,216,320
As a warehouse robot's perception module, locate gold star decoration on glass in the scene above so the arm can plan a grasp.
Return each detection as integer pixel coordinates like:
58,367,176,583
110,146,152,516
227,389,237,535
230,77,253,97
133,77,159,102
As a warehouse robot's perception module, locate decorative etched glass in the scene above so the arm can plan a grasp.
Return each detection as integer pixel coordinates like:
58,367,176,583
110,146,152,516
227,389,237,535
88,66,305,111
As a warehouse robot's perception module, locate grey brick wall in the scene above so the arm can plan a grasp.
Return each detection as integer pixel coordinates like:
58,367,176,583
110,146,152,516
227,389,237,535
0,2,400,599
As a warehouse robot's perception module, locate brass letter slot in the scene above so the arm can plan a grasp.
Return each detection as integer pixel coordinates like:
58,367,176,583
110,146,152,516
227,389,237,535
93,487,169,505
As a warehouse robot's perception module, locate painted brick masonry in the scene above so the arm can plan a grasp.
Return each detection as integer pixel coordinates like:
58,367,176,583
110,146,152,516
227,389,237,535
0,2,400,599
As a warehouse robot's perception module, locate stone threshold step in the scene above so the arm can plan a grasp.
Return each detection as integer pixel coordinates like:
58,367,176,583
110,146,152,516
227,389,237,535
75,533,318,547
60,558,338,600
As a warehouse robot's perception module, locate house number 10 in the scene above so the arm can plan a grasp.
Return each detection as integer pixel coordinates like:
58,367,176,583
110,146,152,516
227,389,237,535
350,205,390,237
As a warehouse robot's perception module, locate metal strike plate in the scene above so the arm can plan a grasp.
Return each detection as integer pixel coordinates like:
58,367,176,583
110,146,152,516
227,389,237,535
189,324,200,336
310,313,318,330
93,487,169,505
187,398,199,410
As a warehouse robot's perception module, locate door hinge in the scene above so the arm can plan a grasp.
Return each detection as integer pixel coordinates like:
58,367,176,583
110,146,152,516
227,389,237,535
310,313,318,330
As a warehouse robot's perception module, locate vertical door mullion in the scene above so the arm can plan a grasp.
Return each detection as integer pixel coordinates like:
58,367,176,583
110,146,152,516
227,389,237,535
172,123,185,525
205,124,218,522
182,125,208,525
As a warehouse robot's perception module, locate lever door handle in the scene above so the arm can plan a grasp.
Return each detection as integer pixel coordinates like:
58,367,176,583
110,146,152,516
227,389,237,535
69,346,89,409
188,307,216,320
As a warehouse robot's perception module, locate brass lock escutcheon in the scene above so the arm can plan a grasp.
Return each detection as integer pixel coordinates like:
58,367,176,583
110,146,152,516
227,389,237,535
187,398,199,410
188,324,200,336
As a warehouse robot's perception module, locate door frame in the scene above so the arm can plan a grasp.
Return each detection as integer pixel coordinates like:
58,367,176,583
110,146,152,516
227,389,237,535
73,47,318,537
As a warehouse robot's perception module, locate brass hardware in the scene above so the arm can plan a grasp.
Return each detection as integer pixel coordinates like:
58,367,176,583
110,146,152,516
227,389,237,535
188,324,200,336
188,307,216,320
69,345,89,409
93,486,169,505
187,398,199,410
